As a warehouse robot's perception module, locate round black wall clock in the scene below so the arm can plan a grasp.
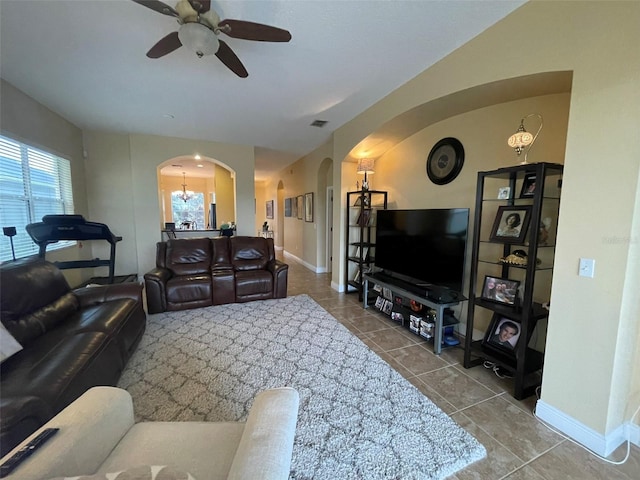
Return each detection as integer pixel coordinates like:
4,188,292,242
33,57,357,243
426,137,465,185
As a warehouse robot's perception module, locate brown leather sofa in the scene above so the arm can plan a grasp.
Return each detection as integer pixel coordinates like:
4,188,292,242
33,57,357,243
0,259,146,456
144,236,288,313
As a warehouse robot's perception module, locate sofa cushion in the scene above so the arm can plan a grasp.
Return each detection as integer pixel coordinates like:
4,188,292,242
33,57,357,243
166,239,212,276
1,330,122,412
51,465,196,480
235,271,273,298
0,260,77,345
58,299,146,361
98,423,245,480
230,237,269,271
4,293,80,346
166,275,212,304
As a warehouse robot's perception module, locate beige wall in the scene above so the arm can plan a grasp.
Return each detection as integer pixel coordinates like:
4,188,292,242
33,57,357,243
265,140,333,271
331,0,640,440
213,163,236,227
83,131,255,276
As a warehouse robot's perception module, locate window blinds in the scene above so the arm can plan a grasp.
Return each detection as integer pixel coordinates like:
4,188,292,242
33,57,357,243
0,135,75,261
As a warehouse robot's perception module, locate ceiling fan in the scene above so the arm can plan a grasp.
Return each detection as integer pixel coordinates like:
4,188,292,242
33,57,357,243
132,0,292,77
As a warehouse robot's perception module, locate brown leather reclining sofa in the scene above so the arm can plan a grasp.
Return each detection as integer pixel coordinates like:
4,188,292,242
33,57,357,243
144,236,288,313
0,259,146,456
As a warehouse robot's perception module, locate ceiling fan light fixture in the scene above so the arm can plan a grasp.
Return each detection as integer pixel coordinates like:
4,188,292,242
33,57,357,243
178,22,219,57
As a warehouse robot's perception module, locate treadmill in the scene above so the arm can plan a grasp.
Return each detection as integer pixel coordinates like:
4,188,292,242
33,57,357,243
26,215,129,285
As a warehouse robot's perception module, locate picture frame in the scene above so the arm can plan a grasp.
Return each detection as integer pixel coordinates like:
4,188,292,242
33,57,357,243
266,200,274,219
284,198,292,217
481,275,520,306
304,192,314,222
296,195,303,220
292,196,298,218
483,314,522,354
497,186,511,199
356,209,371,227
489,205,532,244
519,173,537,198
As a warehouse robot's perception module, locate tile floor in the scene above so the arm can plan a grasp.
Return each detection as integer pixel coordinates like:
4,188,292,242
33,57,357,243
285,258,640,479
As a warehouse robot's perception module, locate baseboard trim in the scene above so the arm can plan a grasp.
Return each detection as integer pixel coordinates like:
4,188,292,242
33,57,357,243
283,251,322,273
535,400,639,457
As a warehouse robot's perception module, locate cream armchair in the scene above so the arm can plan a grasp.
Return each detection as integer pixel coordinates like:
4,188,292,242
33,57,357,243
0,386,299,480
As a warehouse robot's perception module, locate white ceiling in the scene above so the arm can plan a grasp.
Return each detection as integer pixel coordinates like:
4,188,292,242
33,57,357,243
0,0,525,180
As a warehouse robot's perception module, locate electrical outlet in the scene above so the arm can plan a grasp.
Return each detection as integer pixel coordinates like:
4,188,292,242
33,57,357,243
579,258,595,278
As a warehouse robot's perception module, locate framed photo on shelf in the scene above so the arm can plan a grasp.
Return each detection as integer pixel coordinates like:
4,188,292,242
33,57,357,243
304,192,314,222
520,173,537,198
481,275,520,306
266,200,274,219
284,198,292,217
483,314,522,354
489,205,532,244
296,195,304,220
356,209,371,227
497,186,511,199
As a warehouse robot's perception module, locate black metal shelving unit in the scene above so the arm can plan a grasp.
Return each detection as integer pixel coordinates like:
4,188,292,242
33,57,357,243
345,190,387,301
463,162,563,399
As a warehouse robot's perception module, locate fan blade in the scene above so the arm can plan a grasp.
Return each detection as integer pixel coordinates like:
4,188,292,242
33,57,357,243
216,40,248,78
188,0,211,13
147,32,182,58
131,0,179,17
219,19,292,42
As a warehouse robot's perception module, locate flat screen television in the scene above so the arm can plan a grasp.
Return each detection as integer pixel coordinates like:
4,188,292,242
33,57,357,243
374,208,469,294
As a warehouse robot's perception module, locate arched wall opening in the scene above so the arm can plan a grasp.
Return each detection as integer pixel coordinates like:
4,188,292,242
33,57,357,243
334,71,573,291
157,155,237,233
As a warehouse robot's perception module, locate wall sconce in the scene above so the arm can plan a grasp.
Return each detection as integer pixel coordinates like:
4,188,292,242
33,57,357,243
357,158,375,191
507,113,543,164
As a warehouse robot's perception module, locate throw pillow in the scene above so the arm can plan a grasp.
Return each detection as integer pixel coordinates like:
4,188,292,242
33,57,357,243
0,322,23,363
50,465,196,480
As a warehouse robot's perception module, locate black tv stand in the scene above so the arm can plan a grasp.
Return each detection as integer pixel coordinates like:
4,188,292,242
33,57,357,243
363,273,466,355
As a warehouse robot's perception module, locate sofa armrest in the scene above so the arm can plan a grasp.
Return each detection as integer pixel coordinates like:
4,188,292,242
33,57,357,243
0,387,134,480
269,261,289,299
227,387,299,480
144,268,172,313
74,282,143,307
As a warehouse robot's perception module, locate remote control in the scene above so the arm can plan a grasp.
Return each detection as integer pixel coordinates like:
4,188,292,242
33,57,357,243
0,428,59,478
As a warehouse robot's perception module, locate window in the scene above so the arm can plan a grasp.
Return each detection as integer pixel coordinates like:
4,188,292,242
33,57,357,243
171,193,205,230
0,135,75,262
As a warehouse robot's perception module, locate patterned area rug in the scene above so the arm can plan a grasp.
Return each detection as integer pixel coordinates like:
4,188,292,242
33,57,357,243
118,294,485,479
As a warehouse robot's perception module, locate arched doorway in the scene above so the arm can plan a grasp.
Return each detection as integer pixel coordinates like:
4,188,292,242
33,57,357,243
157,155,236,232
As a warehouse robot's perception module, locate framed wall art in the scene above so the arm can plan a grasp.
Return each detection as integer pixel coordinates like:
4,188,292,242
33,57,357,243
296,195,303,220
304,192,314,222
284,198,292,217
266,200,274,219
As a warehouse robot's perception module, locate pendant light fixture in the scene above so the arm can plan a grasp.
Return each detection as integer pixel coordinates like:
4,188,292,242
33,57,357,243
174,172,194,202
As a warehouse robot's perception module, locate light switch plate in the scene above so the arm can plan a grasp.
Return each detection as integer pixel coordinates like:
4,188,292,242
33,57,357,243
579,258,595,278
